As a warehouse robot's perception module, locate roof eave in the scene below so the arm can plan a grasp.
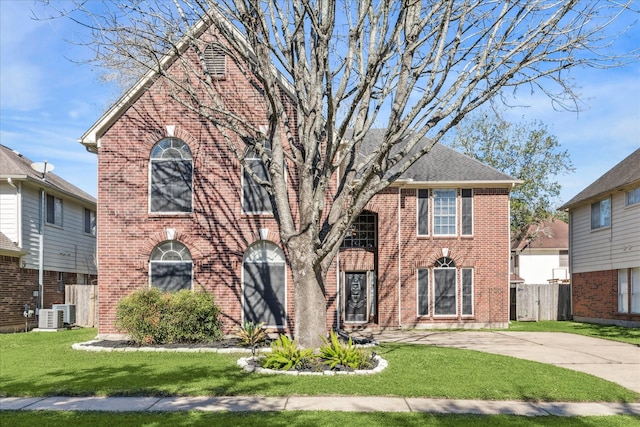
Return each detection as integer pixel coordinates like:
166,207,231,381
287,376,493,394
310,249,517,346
389,179,522,188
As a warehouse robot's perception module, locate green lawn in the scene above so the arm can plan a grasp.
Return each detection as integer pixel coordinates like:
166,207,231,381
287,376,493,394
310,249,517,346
507,321,640,345
1,411,638,427
1,328,638,402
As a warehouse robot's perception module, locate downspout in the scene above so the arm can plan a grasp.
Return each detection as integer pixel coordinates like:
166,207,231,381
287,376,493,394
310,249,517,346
336,251,341,331
568,209,573,319
38,189,45,313
397,186,402,328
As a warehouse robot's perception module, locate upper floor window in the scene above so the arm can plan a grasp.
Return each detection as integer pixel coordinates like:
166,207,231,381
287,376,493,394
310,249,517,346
341,211,377,249
433,189,457,236
626,187,640,206
417,189,429,236
590,198,610,229
203,43,226,78
149,138,193,213
149,240,193,292
84,208,96,236
242,143,272,214
46,194,63,227
461,189,473,236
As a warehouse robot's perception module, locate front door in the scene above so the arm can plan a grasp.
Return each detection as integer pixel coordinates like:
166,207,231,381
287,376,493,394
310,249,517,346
344,272,376,324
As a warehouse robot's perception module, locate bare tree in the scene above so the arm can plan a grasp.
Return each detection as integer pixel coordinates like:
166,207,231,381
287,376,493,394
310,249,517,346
43,0,637,347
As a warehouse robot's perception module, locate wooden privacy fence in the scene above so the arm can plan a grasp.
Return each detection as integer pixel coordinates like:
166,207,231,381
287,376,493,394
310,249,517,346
513,282,571,321
65,284,98,327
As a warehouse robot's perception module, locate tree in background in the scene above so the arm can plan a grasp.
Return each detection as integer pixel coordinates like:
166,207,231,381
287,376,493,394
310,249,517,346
45,1,635,347
446,106,574,240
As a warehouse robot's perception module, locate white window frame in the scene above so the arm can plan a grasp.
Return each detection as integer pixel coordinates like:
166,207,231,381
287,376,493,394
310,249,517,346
84,208,96,236
618,269,628,313
433,257,457,316
417,268,429,316
46,194,63,227
241,145,273,215
433,189,457,236
461,268,474,316
149,138,194,214
149,240,194,292
417,189,430,236
590,198,611,230
626,187,640,206
632,268,640,314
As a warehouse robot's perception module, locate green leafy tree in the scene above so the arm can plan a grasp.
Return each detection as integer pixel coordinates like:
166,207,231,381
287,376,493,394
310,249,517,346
446,107,574,240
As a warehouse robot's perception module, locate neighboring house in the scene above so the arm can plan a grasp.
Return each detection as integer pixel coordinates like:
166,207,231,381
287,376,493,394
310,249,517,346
0,145,97,332
560,148,640,327
510,219,569,285
78,21,519,339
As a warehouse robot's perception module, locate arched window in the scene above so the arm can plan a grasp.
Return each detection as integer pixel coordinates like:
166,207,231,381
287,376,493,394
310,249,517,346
242,142,272,214
149,241,193,292
242,241,286,327
149,138,193,213
434,257,456,315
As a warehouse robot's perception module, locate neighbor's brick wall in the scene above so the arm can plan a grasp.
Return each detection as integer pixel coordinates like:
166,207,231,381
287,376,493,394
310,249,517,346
0,256,72,332
573,269,640,323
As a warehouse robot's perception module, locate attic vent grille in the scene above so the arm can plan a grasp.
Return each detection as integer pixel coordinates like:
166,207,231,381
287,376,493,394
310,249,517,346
203,44,226,77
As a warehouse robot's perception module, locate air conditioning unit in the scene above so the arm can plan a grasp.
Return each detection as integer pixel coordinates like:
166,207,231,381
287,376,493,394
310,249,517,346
52,304,76,324
39,309,64,329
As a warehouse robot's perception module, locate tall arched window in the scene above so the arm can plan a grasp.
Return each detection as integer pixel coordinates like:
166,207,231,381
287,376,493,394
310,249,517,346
242,241,286,327
149,138,193,213
434,257,456,316
149,241,193,292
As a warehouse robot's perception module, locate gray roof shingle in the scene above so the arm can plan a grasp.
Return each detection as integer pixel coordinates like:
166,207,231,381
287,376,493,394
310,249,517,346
359,129,518,184
560,148,640,210
0,144,96,204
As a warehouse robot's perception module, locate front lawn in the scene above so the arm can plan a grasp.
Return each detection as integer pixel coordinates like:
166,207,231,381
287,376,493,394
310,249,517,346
1,328,637,402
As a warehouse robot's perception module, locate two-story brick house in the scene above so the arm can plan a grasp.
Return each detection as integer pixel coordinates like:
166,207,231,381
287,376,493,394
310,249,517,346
79,23,518,339
0,145,97,332
560,148,640,327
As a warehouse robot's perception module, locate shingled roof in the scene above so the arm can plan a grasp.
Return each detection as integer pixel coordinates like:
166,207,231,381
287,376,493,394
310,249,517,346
511,219,568,252
560,148,640,210
360,129,519,185
0,144,96,204
0,231,25,256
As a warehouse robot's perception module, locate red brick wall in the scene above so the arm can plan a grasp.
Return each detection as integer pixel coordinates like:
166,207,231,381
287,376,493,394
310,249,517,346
573,269,640,323
0,255,70,332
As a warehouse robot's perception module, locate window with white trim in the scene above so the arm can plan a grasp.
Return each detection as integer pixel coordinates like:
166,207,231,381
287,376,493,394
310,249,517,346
618,269,628,313
243,241,286,327
150,241,193,292
632,268,640,314
434,257,456,315
342,211,377,248
461,268,473,315
626,187,640,206
242,142,273,214
433,189,457,236
417,189,429,236
84,208,96,236
590,198,611,229
461,189,473,236
46,194,63,227
149,138,193,213
417,268,429,316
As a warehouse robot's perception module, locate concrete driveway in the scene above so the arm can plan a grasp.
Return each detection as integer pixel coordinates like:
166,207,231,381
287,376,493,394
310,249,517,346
366,331,640,393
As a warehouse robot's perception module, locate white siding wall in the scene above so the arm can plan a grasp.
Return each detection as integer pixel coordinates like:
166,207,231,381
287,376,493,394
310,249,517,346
20,184,97,275
0,181,20,243
518,249,567,284
570,191,640,274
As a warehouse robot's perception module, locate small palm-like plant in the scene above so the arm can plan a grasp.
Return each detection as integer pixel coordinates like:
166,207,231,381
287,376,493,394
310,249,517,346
262,335,314,371
320,330,372,370
236,321,267,356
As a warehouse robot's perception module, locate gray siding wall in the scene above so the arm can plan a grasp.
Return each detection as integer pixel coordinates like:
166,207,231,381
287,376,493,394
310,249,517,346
20,184,97,275
570,190,640,274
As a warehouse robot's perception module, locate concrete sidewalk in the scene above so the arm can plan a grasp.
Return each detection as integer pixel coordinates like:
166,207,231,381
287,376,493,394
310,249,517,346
2,395,640,416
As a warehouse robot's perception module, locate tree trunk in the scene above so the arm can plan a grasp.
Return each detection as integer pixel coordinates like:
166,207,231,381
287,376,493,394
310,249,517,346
289,247,327,349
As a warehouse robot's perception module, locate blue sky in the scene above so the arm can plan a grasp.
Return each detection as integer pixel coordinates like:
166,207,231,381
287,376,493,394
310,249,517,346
1,1,639,206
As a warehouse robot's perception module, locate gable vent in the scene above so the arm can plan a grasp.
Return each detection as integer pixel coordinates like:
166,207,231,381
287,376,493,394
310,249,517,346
203,44,226,78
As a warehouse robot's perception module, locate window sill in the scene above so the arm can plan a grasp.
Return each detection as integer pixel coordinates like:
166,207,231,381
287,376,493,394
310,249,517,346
590,225,611,233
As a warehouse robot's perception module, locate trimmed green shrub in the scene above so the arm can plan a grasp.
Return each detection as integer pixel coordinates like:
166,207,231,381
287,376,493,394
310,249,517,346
262,335,314,371
320,330,373,370
115,288,222,345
